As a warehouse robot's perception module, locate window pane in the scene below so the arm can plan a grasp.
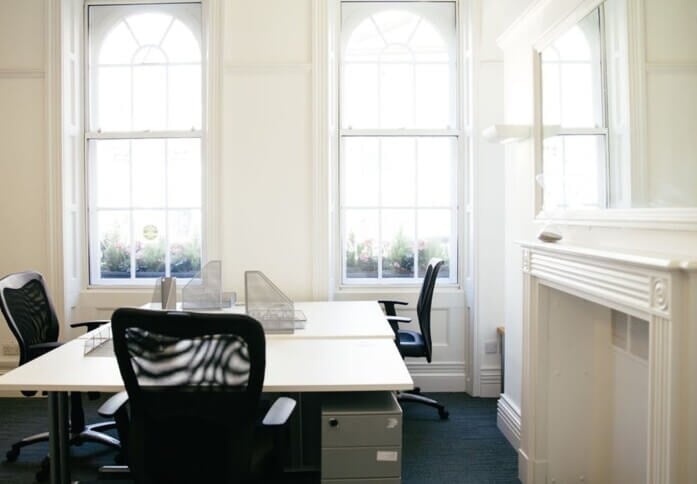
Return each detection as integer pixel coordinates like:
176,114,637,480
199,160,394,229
541,9,603,129
345,209,379,279
168,66,202,130
418,209,451,278
382,209,415,278
381,138,416,207
342,137,379,207
161,19,201,63
169,210,201,277
342,64,379,128
133,65,167,131
415,64,452,128
89,4,202,132
341,2,456,130
373,10,420,44
380,63,414,128
92,140,131,208
95,66,131,131
417,138,456,206
132,139,166,208
167,139,201,208
98,211,131,279
134,211,166,278
543,134,607,209
97,21,138,65
126,12,172,46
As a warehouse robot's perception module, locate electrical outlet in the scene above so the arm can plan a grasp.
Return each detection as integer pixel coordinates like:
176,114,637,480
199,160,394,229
2,344,19,356
484,341,498,354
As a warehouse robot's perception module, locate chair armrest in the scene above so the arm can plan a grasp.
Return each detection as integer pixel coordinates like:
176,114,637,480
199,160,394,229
385,315,411,337
71,320,110,332
378,300,408,316
262,396,296,426
386,316,411,324
98,391,129,418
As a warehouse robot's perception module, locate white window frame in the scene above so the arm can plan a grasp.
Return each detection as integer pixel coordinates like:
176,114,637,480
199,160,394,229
83,0,218,287
539,5,610,211
334,0,466,288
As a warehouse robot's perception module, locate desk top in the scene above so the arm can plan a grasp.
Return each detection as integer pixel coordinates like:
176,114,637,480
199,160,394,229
0,335,412,393
0,301,412,393
142,300,396,340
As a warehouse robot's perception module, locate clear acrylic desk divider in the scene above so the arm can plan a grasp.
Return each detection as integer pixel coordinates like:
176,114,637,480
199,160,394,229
244,271,306,334
182,260,225,309
83,324,112,356
150,276,177,309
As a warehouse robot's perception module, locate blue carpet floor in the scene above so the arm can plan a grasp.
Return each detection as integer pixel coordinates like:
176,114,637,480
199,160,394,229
0,392,519,483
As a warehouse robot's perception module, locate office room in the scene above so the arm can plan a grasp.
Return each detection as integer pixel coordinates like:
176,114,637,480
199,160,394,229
0,0,696,483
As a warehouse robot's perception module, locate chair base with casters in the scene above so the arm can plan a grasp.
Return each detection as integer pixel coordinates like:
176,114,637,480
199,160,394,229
6,392,124,482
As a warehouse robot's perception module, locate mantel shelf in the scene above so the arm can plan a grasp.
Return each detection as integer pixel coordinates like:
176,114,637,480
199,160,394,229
518,240,697,271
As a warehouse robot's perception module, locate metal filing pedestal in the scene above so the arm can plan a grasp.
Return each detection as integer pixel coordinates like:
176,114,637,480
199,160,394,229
321,391,402,483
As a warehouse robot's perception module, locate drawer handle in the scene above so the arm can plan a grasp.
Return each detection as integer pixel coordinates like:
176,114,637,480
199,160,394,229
329,418,339,427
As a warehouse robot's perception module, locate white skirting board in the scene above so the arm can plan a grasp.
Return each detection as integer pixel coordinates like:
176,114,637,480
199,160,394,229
407,362,466,392
497,393,521,449
479,366,502,398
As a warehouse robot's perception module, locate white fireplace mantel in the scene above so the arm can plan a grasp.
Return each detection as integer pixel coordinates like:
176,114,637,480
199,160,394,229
518,241,697,484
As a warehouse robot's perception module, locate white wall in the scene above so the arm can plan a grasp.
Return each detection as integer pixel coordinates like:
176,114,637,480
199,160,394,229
0,0,50,366
220,0,315,300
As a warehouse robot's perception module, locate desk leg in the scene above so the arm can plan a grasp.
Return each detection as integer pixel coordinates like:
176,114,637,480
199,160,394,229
288,392,304,468
48,392,70,484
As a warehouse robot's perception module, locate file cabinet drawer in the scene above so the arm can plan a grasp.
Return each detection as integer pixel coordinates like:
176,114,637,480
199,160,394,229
321,412,402,447
321,447,401,479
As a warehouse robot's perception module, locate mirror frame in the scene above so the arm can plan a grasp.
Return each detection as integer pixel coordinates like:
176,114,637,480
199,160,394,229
532,0,697,231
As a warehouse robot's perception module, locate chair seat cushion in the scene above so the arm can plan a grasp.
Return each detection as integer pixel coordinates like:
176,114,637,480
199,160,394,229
398,330,427,358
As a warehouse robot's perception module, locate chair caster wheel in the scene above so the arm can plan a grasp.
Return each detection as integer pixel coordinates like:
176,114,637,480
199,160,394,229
438,409,449,420
6,447,19,462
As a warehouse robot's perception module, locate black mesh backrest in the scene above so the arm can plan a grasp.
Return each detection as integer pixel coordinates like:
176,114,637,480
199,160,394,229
111,308,266,484
415,258,443,362
0,271,60,365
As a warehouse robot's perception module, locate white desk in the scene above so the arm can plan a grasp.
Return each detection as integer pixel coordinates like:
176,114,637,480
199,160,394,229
142,300,397,340
0,335,412,394
0,301,412,484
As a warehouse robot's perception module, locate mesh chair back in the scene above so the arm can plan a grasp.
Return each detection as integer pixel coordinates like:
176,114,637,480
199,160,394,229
111,308,267,484
0,271,60,365
415,258,443,362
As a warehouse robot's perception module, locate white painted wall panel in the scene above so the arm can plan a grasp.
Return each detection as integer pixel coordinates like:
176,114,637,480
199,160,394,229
224,0,312,64
0,78,48,362
644,0,697,63
221,70,313,300
646,71,697,206
475,61,505,373
0,0,44,70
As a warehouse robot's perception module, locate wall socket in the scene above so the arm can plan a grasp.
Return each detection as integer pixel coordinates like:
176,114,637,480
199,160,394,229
2,344,19,356
484,341,498,354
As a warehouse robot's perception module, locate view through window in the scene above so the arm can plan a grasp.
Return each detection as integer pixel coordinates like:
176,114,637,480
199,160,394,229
87,3,203,284
340,1,460,283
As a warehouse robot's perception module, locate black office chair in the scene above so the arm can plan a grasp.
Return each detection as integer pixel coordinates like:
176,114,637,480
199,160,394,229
0,271,122,475
110,308,296,484
380,258,449,419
